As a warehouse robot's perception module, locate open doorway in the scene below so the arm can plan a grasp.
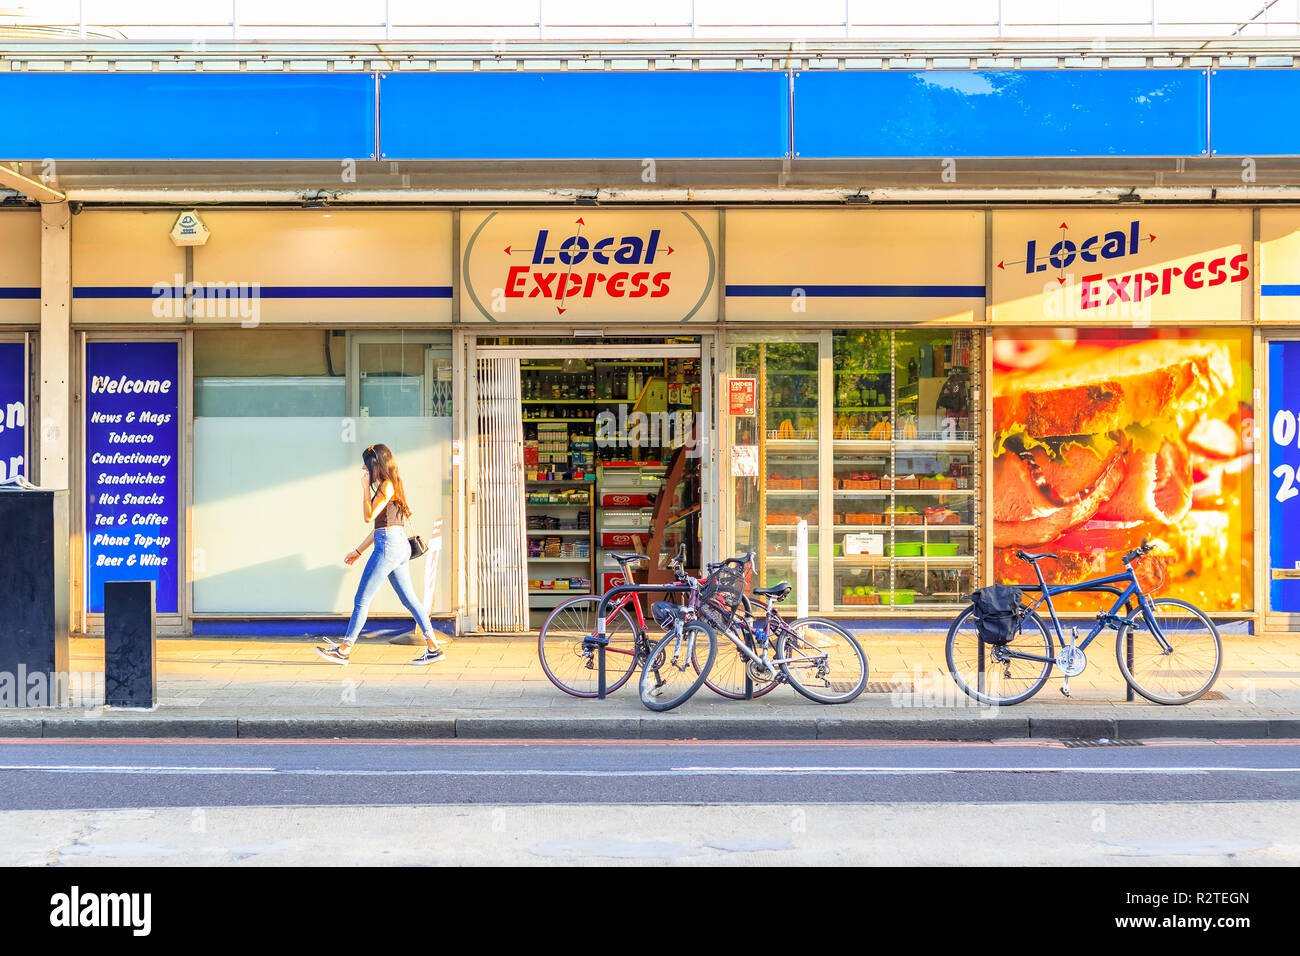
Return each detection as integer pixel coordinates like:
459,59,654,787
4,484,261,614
468,338,709,632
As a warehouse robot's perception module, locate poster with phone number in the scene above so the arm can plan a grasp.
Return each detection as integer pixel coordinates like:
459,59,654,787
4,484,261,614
1270,340,1300,612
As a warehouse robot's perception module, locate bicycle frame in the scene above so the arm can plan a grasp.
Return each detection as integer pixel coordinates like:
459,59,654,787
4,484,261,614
999,561,1173,667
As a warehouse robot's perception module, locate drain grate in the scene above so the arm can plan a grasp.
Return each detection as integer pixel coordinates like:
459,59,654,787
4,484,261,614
1200,690,1229,701
864,681,915,694
1061,738,1145,748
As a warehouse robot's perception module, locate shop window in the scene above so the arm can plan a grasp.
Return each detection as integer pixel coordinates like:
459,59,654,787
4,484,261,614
728,330,979,613
992,328,1253,614
192,330,453,616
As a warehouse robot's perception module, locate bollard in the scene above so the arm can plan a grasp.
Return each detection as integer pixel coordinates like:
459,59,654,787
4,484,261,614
0,489,70,707
104,581,156,709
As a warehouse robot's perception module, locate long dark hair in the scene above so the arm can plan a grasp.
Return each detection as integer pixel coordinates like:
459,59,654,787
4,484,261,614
362,443,412,521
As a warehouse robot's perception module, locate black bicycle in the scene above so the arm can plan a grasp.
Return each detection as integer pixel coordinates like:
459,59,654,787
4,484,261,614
693,555,870,705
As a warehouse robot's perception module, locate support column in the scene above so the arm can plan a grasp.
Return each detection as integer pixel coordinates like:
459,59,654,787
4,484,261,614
39,201,72,491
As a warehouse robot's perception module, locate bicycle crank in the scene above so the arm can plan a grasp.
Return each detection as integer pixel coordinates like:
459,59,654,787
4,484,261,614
1054,645,1087,677
746,659,777,683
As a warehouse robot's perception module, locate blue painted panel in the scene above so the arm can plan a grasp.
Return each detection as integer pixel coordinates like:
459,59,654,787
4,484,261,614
0,73,375,160
793,70,1207,157
1269,341,1300,612
380,71,790,159
1211,70,1300,155
0,342,26,482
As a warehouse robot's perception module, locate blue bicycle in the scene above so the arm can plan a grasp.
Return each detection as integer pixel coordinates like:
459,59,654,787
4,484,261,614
946,541,1223,706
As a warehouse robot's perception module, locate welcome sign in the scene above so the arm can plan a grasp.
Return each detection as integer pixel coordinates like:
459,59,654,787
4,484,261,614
85,341,180,614
460,209,718,323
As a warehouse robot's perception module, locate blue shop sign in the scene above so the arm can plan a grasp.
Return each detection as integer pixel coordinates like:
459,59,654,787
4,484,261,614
0,342,25,482
1270,340,1300,613
85,341,179,614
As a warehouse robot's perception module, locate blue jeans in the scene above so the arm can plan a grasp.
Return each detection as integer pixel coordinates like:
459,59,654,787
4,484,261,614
340,526,436,648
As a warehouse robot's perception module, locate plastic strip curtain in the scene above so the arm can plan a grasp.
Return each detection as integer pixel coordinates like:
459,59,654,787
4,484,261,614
475,357,529,632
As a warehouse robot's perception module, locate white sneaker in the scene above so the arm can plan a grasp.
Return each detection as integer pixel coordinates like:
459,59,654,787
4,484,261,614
315,645,350,665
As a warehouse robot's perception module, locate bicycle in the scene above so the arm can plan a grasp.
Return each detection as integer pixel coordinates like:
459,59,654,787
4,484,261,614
537,548,697,698
638,601,718,712
945,540,1223,706
692,555,870,705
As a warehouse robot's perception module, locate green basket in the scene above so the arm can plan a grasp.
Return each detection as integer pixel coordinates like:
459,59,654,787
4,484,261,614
886,589,916,605
890,543,924,557
924,543,960,557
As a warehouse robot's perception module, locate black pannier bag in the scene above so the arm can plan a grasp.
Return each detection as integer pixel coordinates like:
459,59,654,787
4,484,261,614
970,585,1025,646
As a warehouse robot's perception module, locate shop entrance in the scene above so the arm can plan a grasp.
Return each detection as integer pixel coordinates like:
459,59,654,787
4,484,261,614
466,337,711,632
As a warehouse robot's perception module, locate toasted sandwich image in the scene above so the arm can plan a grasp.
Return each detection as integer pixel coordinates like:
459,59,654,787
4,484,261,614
991,339,1243,600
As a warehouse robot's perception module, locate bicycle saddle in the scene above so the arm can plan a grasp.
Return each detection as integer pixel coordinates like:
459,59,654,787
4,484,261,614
608,552,648,565
752,581,791,601
1015,550,1059,563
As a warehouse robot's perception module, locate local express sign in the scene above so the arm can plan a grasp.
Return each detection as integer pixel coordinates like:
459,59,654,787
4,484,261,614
991,211,1252,322
461,210,717,322
1006,219,1249,310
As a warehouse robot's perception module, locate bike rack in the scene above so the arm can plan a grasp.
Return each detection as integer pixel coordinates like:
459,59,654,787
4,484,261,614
594,583,693,700
1015,583,1139,703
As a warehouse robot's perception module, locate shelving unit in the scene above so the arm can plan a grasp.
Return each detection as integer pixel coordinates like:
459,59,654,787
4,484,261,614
731,329,980,613
524,478,594,609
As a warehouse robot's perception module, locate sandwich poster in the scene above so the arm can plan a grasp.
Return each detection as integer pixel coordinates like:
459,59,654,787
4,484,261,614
991,328,1254,611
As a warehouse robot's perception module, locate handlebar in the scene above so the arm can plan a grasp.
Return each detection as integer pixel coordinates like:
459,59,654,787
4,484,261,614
705,550,756,574
1122,538,1155,565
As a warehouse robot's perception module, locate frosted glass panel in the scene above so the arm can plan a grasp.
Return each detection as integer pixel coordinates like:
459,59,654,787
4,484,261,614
194,376,345,417
193,417,452,615
360,374,422,417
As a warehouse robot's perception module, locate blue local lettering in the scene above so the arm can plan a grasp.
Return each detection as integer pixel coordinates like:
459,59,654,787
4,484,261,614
1026,220,1140,273
532,229,662,266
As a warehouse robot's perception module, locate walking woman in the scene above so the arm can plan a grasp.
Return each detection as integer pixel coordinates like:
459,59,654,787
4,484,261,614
316,443,447,666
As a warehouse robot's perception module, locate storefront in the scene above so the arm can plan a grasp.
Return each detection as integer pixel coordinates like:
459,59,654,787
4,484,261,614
4,203,1298,634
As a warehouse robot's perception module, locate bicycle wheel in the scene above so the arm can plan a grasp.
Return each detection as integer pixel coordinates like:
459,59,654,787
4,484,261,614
538,595,640,698
777,618,868,704
1116,598,1222,705
696,623,782,700
946,604,1054,706
639,621,717,712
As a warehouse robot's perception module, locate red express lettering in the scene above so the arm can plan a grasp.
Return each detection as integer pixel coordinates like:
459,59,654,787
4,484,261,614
1078,254,1249,309
504,266,671,299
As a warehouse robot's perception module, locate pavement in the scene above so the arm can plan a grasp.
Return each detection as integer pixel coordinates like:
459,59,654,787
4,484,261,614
1,631,1298,740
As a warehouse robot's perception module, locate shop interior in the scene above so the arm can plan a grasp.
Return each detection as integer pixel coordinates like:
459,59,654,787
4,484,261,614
483,344,704,627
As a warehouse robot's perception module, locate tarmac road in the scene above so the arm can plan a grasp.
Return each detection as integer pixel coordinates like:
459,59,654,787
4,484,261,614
2,738,1297,864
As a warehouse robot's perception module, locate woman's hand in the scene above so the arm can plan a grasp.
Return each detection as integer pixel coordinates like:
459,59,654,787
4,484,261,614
344,549,360,566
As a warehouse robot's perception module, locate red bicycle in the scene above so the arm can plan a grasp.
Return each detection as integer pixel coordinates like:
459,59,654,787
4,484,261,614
538,550,693,698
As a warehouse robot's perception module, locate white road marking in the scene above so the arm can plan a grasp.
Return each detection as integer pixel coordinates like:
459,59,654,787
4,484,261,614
0,764,1297,776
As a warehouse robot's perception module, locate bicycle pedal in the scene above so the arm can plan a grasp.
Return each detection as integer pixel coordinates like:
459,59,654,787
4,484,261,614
1060,686,1071,698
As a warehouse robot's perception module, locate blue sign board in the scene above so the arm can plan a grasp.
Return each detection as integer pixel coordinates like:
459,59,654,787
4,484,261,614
379,71,790,159
1270,340,1300,613
0,73,376,160
792,69,1207,157
0,342,25,482
85,342,179,614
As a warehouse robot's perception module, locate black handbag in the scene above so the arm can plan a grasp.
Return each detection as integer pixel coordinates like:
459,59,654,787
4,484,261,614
408,535,428,559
